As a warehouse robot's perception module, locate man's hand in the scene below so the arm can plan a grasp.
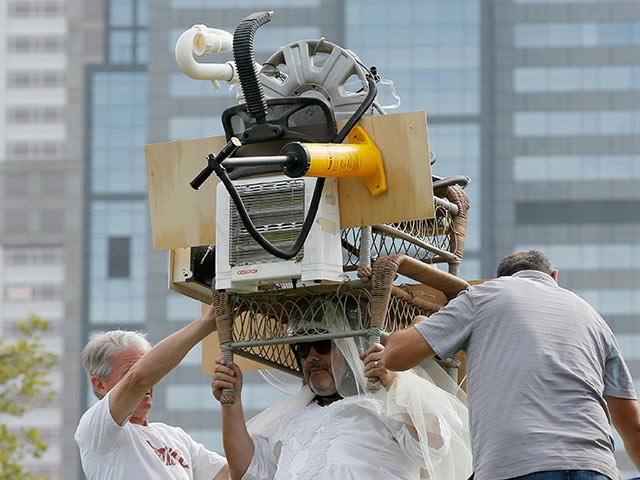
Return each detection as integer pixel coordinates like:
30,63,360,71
201,302,217,331
212,357,243,402
361,343,397,389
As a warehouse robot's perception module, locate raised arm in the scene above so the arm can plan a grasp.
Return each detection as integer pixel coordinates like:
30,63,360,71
212,358,254,480
605,395,640,470
109,304,218,426
382,320,436,372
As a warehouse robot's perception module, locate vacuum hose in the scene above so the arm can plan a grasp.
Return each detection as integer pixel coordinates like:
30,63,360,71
233,11,273,124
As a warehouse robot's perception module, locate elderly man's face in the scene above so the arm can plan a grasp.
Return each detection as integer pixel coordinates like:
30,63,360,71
297,340,347,396
94,347,153,418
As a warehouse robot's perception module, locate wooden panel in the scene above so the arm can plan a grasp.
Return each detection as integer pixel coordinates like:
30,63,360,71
336,110,433,228
145,137,226,251
146,110,434,251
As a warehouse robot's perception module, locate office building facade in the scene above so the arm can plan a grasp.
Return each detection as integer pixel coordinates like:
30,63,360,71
0,0,636,477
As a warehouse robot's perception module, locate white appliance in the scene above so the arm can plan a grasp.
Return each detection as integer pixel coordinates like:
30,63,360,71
215,175,344,292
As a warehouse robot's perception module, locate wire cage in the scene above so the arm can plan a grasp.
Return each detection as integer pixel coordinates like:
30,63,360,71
217,283,443,378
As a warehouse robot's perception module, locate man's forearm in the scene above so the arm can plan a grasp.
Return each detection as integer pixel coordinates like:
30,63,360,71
622,436,640,471
222,401,254,480
130,314,216,388
383,324,435,371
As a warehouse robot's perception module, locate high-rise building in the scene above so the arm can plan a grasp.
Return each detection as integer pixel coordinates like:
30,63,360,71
1,0,637,478
0,0,76,478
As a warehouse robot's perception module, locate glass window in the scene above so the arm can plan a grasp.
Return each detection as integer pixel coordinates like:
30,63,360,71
109,0,133,27
514,110,640,137
136,0,148,26
515,244,640,271
515,66,639,93
4,245,63,266
428,124,481,252
89,201,147,324
108,237,130,278
136,31,147,64
515,22,640,48
109,31,134,64
90,71,147,194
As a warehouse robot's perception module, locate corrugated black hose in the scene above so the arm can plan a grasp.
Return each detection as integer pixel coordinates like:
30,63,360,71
233,11,272,124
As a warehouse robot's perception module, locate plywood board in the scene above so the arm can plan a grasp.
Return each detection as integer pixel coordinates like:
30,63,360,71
146,110,433,251
336,110,433,228
145,137,227,251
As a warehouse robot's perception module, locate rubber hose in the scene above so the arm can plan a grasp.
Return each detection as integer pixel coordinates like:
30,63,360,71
233,11,273,124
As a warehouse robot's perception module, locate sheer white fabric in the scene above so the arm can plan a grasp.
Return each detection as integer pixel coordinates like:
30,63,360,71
245,391,428,479
246,299,472,480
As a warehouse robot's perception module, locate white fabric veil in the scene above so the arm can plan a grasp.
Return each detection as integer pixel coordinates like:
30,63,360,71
246,297,472,480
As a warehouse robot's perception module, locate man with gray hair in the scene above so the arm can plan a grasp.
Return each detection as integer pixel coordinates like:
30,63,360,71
384,250,640,480
74,304,228,480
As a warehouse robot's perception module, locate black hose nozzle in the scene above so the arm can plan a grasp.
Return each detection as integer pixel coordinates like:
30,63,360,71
190,137,242,190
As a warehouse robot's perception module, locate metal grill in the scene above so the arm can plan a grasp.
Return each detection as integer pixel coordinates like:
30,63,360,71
227,286,438,376
341,201,455,269
229,179,306,265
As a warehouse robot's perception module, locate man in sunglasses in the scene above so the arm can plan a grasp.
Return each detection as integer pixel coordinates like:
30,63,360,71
211,324,469,480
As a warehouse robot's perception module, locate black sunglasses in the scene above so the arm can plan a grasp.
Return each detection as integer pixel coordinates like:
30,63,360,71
292,339,332,359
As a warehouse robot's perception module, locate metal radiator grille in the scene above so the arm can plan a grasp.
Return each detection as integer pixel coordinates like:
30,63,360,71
229,179,306,265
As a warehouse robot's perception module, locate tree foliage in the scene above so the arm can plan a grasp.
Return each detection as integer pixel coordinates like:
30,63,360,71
0,314,59,480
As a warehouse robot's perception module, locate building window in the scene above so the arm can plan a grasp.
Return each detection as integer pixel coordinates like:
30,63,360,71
8,1,64,17
4,245,63,266
108,237,131,278
427,123,481,252
7,70,65,88
5,283,62,301
7,106,65,124
515,22,640,48
109,0,134,27
89,201,147,324
91,71,147,193
40,173,66,196
109,31,134,64
7,36,66,54
515,243,640,271
514,110,640,138
514,66,640,93
574,289,640,316
4,172,29,197
40,209,65,233
514,155,640,182
4,209,29,232
5,142,65,161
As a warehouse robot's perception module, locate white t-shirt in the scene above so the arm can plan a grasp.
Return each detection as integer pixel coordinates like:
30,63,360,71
74,391,226,480
244,395,447,480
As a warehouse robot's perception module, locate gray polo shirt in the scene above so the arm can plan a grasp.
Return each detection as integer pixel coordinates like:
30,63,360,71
415,270,636,480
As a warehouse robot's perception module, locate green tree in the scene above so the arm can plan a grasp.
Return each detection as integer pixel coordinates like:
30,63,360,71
0,314,59,480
